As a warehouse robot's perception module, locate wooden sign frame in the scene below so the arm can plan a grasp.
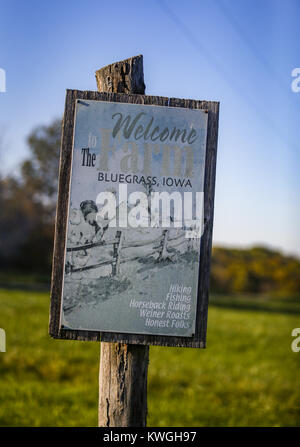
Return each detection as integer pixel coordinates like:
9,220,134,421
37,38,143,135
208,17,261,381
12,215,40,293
49,89,219,348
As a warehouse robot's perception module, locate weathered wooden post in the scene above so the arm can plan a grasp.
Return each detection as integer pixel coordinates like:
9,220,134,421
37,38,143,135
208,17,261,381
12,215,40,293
49,55,219,429
96,55,149,427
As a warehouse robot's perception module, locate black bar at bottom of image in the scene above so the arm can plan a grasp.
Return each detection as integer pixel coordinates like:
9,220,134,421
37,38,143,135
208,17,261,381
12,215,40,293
0,427,298,444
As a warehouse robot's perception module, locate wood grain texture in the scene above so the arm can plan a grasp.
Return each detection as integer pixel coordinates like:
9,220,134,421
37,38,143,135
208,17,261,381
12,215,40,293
98,342,149,427
97,55,149,428
95,55,145,95
49,90,219,348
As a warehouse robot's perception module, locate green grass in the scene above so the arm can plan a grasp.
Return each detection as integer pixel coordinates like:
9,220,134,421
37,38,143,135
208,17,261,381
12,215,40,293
0,288,299,426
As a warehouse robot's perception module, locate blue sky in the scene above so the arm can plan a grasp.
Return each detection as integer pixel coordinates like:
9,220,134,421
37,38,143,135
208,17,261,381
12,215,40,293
0,0,299,255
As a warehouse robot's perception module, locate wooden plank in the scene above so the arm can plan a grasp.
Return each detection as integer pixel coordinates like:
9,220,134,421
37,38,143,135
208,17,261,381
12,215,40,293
49,89,219,348
67,241,106,251
122,234,163,248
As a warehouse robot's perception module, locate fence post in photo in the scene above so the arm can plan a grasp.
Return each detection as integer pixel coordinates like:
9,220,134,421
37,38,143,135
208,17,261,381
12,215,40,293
97,55,149,427
158,229,169,261
112,230,123,276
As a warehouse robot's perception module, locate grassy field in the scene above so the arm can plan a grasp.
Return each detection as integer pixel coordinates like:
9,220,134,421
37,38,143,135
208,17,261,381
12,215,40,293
0,288,299,427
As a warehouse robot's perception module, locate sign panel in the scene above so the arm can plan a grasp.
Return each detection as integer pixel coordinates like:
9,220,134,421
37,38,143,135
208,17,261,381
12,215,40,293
49,90,219,347
61,99,208,337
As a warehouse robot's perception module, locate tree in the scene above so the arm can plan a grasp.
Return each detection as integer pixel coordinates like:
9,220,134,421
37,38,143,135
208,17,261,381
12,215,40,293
210,245,300,295
20,119,61,219
0,119,61,274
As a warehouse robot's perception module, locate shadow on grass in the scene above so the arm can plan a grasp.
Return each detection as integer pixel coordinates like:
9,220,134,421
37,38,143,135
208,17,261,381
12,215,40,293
0,282,50,292
210,294,300,315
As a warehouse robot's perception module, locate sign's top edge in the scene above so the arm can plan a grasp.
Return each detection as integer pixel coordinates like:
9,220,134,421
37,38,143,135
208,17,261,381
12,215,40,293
65,88,220,106
75,98,209,114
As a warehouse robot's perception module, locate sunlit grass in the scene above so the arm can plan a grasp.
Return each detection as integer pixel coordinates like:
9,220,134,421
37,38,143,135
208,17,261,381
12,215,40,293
0,289,299,426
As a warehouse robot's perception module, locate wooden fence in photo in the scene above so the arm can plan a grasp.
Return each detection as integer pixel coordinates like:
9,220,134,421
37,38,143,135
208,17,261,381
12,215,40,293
66,229,190,276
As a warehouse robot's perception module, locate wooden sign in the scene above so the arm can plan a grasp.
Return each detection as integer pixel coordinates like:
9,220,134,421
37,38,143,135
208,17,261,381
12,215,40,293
49,89,219,348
